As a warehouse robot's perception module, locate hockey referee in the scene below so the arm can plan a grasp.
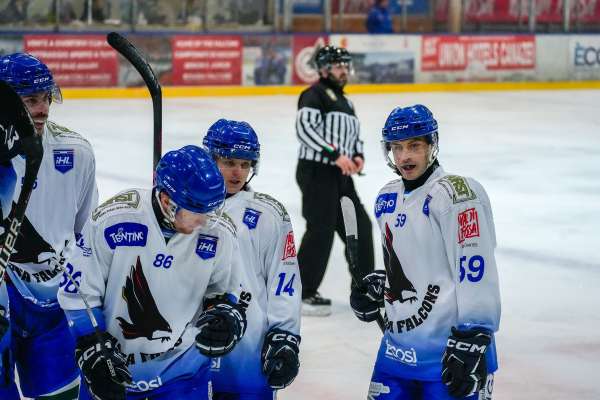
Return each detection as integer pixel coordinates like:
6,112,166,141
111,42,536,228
294,45,374,316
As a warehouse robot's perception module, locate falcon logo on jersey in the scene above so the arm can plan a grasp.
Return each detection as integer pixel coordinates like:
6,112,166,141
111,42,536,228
53,149,74,173
104,223,148,249
281,231,296,260
375,193,397,218
458,208,480,244
243,208,261,230
116,256,173,342
1,207,55,265
383,223,417,304
196,234,218,259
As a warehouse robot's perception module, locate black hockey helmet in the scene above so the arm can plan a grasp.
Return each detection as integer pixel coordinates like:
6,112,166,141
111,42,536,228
314,45,352,70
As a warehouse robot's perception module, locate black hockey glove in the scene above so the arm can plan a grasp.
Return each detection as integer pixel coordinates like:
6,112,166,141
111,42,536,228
195,301,247,357
75,331,132,400
350,270,386,322
261,329,301,390
441,326,491,398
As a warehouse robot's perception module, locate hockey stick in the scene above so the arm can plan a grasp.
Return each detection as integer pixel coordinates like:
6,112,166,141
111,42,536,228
107,32,162,171
0,81,43,279
340,196,385,333
57,254,127,389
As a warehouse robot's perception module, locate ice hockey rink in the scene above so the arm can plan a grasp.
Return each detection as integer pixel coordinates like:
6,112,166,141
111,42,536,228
48,88,600,400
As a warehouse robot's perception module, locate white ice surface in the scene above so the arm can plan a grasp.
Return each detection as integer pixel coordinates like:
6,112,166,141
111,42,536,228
47,89,600,399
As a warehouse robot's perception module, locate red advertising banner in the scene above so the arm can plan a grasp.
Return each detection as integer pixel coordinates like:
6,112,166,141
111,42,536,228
436,0,600,23
24,35,118,87
292,35,328,85
421,35,535,72
171,36,242,86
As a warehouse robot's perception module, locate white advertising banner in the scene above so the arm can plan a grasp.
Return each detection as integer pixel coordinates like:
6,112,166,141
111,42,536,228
329,34,421,84
568,35,600,80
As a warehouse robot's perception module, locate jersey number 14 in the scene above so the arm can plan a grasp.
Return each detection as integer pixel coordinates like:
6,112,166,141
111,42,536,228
275,272,296,296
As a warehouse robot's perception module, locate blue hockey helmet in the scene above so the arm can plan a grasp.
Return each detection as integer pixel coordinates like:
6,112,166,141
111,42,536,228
154,145,225,214
0,53,62,103
381,104,439,171
203,118,260,173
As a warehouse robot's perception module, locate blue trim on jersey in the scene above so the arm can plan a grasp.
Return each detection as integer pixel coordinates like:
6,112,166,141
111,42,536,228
374,331,498,381
6,282,78,397
370,368,487,400
64,308,106,339
0,162,16,220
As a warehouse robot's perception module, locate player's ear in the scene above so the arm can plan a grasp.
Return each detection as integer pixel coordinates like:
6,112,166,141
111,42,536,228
158,191,170,210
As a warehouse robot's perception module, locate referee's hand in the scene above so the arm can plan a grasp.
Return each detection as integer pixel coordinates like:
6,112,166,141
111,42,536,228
335,155,357,175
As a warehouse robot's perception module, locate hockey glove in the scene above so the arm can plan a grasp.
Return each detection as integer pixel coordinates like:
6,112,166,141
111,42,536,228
261,329,301,390
75,331,132,400
350,270,386,322
441,326,491,398
195,301,247,357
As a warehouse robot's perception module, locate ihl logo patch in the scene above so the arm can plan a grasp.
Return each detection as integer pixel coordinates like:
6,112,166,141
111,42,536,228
54,149,74,174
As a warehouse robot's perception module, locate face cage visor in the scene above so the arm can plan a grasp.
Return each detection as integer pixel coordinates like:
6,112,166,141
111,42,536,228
381,132,439,174
163,194,225,231
17,83,62,104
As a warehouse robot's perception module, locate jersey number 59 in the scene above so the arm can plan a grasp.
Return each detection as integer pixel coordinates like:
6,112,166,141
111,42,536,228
459,255,485,283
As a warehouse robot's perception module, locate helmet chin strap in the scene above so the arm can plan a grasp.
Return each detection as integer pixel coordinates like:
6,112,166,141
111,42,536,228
155,189,178,231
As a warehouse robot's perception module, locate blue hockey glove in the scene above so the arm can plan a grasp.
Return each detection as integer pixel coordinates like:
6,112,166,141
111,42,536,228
261,329,301,390
195,301,246,357
441,327,491,398
75,331,132,400
350,270,385,322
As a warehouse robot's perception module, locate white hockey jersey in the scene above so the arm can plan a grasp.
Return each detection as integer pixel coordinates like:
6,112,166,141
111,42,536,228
58,188,244,391
373,167,500,380
7,121,98,305
211,190,301,393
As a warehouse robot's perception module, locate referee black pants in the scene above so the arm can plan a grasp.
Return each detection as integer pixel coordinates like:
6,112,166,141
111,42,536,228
295,159,374,299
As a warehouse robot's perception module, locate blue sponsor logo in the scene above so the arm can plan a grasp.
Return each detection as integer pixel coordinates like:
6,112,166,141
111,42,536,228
375,193,397,218
423,195,432,217
54,149,74,174
196,234,218,260
242,208,261,230
104,223,148,250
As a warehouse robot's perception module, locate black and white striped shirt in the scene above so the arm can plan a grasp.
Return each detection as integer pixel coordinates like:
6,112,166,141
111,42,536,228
295,78,364,165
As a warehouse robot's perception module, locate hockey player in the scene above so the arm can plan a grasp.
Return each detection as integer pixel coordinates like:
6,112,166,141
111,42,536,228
350,105,500,399
0,80,44,399
59,145,247,400
203,119,302,399
0,52,98,400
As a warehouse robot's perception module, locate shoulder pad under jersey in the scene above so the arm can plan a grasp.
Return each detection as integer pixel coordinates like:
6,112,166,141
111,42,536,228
46,121,92,146
92,189,142,221
253,192,290,222
436,175,478,204
209,212,237,237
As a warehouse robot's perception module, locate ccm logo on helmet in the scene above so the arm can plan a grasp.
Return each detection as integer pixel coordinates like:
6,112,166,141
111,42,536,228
233,144,251,150
446,338,487,354
390,125,409,131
